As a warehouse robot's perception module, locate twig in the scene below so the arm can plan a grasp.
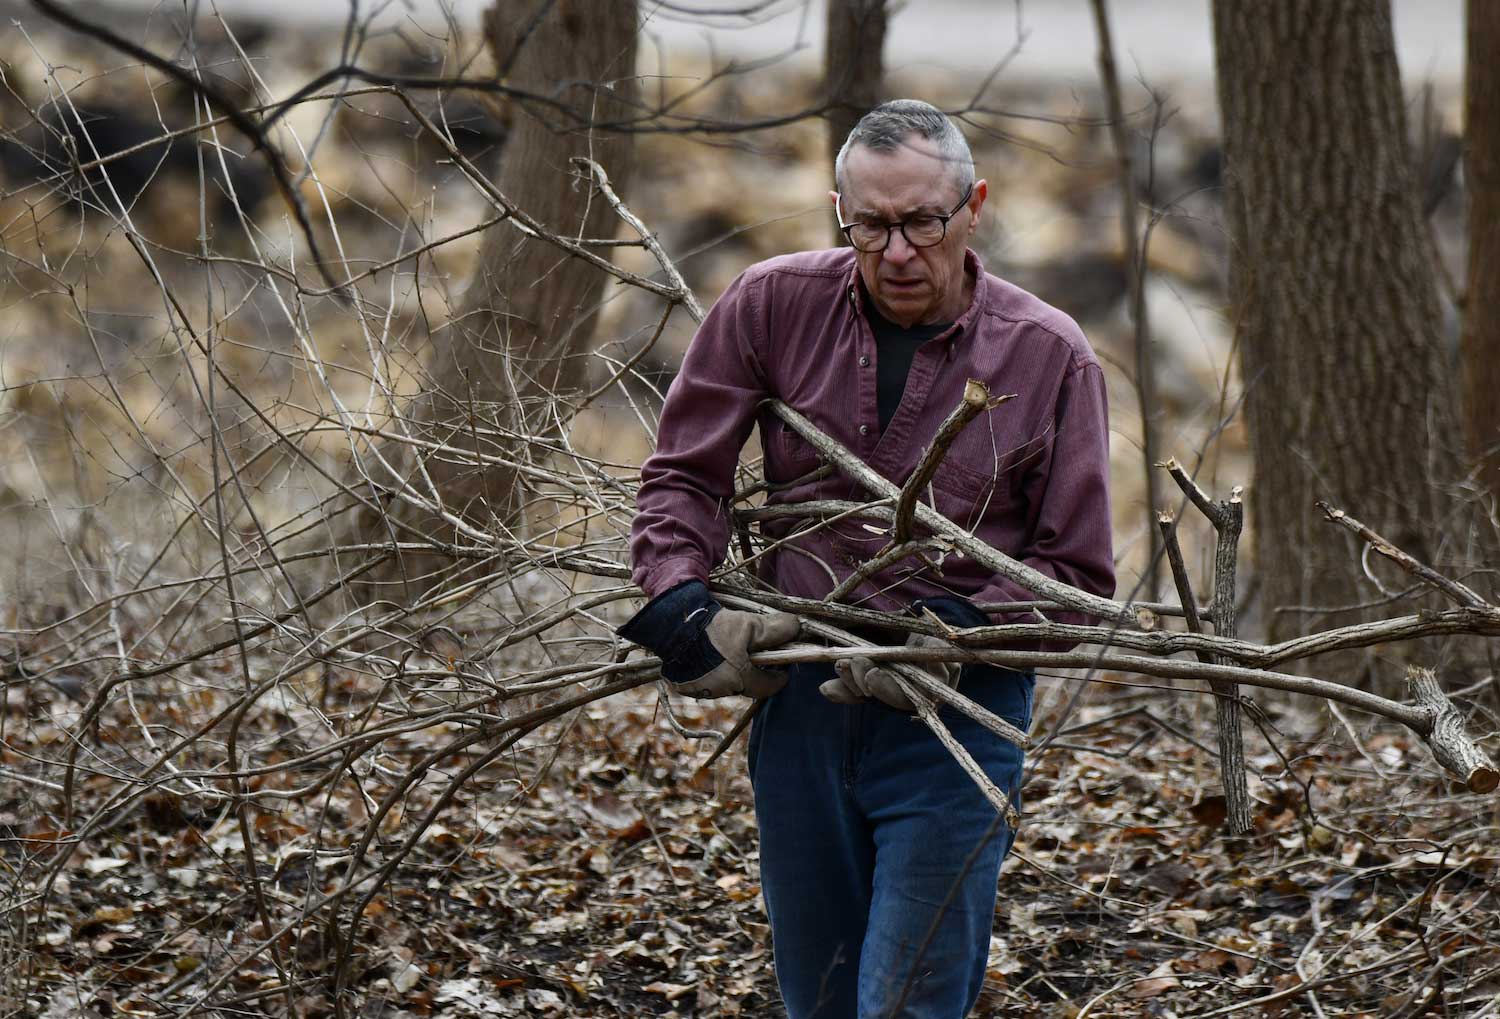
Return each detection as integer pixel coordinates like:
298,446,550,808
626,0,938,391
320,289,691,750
574,157,705,323
1092,0,1163,598
28,0,349,298
1317,500,1491,610
694,699,765,776
395,93,694,306
576,303,675,411
1190,941,1458,1019
825,539,941,603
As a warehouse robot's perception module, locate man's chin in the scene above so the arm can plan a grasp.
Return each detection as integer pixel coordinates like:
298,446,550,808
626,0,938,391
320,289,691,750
875,292,930,324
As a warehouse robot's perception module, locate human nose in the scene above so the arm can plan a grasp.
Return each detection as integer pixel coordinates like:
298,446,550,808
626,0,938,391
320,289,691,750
884,225,916,264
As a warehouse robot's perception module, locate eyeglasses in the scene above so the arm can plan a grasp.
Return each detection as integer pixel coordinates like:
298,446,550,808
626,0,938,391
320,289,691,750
836,185,974,253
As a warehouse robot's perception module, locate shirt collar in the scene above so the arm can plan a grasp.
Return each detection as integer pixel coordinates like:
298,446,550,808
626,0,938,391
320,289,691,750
844,248,987,341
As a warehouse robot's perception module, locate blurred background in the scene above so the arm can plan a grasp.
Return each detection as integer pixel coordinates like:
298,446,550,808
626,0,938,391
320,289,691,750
0,0,1473,622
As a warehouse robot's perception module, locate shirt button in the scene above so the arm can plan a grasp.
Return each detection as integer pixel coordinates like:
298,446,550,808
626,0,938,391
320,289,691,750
859,424,870,436
859,355,870,367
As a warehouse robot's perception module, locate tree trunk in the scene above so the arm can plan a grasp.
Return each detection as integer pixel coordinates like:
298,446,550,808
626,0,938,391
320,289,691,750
825,0,886,246
424,0,639,525
1464,0,1500,489
1210,1,1466,661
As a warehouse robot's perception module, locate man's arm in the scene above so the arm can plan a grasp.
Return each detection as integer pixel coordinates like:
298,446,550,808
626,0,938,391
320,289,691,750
630,270,771,597
962,361,1114,649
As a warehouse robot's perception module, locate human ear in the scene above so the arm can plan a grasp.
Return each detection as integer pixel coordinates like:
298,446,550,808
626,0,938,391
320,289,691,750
967,180,988,232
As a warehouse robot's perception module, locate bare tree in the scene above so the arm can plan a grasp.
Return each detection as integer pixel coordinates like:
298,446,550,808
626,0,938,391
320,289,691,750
1463,0,1500,490
824,0,886,245
422,0,640,525
1210,0,1473,658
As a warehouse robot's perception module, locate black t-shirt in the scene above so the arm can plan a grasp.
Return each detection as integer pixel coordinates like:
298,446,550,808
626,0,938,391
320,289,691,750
863,298,953,433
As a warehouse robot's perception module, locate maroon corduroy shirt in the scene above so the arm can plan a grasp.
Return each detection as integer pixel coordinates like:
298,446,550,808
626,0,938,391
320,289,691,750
629,247,1115,637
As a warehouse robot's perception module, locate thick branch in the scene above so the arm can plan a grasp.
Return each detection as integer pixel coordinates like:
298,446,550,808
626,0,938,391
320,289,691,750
1209,490,1252,835
1406,666,1499,793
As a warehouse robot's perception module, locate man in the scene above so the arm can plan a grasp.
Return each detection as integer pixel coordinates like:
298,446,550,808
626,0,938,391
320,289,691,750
618,101,1114,1018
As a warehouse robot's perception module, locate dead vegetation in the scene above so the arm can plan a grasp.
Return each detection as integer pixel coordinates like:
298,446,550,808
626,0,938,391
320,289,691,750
1,5,1496,1018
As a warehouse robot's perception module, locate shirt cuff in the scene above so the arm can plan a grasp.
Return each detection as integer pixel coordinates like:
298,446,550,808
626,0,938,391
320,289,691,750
615,580,726,684
636,556,710,599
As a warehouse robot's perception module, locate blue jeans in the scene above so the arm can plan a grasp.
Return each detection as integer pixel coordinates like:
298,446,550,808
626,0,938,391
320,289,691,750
747,661,1034,1019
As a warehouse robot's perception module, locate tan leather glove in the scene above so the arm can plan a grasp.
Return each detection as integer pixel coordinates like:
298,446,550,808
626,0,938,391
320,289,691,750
616,581,800,699
821,633,960,711
673,608,801,699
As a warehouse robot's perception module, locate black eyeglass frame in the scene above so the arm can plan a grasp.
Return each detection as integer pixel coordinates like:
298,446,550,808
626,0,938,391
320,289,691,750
835,184,975,253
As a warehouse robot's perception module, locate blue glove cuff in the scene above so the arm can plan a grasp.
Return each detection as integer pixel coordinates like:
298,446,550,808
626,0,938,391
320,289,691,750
617,580,726,684
913,595,990,630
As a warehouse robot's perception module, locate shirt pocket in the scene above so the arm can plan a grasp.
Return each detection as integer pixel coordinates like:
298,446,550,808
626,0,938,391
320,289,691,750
930,431,1042,525
764,419,823,484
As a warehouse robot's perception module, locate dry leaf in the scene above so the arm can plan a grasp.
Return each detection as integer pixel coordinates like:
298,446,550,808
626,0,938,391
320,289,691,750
643,981,696,1001
1190,795,1228,828
1126,960,1181,999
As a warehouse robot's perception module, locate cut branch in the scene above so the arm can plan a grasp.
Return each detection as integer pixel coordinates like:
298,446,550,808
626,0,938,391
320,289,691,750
767,399,1138,627
1208,488,1252,835
888,380,1009,546
1158,512,1207,639
1162,456,1225,526
1406,666,1499,793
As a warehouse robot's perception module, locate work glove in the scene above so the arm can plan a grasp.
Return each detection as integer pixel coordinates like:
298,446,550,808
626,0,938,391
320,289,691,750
819,596,987,712
617,580,800,699
822,633,959,711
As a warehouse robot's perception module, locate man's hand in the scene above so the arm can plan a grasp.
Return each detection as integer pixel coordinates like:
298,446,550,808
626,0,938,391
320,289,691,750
617,581,800,699
820,596,984,711
820,633,959,712
677,608,801,698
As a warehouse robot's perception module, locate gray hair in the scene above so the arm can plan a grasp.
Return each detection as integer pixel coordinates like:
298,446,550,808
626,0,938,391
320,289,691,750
834,99,975,198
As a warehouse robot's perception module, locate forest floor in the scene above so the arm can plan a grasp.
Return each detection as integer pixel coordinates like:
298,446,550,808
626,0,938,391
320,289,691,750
5,657,1497,1018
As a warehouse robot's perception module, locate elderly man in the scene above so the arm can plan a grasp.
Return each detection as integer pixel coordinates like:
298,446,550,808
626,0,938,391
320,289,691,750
619,101,1114,1018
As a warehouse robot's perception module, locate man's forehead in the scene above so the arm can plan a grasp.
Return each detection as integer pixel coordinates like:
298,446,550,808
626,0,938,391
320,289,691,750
842,191,950,217
841,179,960,218
840,142,964,216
